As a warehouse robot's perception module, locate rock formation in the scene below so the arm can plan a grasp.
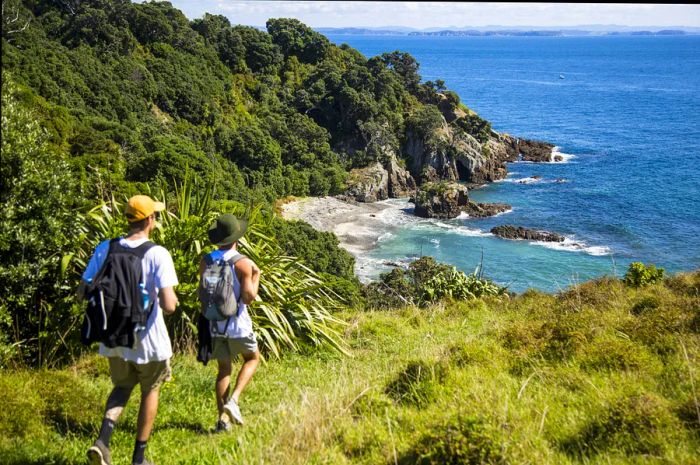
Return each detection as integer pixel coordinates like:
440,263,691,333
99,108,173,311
414,181,469,219
490,225,565,242
461,201,511,218
518,139,555,162
413,181,512,219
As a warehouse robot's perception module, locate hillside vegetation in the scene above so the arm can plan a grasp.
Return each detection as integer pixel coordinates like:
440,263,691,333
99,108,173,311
1,0,493,366
2,271,699,464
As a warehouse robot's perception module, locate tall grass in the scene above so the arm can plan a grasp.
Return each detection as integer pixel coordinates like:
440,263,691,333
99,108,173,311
2,270,698,464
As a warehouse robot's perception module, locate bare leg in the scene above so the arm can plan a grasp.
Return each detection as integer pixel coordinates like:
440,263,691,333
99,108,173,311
230,351,260,404
136,388,160,441
104,386,133,421
216,359,233,417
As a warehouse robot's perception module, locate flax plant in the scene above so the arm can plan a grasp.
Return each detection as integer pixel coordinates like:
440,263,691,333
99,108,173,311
72,176,348,358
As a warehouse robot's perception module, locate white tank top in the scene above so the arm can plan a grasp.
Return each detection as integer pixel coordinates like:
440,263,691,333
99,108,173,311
210,248,254,338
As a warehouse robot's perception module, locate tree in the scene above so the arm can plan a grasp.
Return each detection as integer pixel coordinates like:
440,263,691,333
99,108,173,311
0,73,81,366
379,51,421,92
266,18,329,64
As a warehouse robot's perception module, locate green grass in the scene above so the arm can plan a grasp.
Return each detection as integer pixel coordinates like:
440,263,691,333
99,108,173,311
1,272,699,464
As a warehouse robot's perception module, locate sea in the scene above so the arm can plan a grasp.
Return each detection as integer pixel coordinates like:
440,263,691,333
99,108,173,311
324,34,700,292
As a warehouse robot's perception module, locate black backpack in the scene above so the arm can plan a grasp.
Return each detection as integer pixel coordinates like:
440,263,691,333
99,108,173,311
80,239,156,348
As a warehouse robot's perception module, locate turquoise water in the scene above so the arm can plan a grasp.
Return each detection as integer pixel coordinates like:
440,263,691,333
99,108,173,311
326,35,700,292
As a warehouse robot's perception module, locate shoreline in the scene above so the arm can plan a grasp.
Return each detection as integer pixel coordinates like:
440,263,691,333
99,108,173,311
280,196,398,257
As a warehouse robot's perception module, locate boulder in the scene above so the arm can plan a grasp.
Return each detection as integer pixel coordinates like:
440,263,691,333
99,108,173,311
490,225,565,242
344,162,389,202
518,139,555,162
414,181,469,219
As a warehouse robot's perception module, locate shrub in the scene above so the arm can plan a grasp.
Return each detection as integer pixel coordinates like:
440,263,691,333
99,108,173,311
385,360,449,406
624,262,665,287
399,415,507,465
363,257,506,309
560,393,682,456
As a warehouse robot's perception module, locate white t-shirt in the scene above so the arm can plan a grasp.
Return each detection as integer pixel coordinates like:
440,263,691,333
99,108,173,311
210,248,255,339
82,237,179,363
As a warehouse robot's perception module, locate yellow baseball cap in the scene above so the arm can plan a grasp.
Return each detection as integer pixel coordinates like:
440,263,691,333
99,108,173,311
125,195,165,223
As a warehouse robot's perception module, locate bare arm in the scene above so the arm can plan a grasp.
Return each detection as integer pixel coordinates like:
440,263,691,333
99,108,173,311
236,258,261,305
159,286,178,315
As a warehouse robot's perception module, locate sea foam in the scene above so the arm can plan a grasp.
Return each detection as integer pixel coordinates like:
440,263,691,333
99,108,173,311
532,237,611,256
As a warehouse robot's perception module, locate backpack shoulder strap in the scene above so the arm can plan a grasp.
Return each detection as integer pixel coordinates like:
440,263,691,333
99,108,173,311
107,237,122,253
226,252,246,266
133,240,156,258
108,239,155,259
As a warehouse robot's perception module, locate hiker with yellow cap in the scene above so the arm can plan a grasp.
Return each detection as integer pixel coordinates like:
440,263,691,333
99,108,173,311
197,213,261,432
78,195,179,465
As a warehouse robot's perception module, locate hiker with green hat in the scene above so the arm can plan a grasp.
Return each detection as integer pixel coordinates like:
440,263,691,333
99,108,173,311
197,213,261,432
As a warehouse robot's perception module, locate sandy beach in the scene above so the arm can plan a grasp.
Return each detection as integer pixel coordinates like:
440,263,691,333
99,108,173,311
280,196,396,256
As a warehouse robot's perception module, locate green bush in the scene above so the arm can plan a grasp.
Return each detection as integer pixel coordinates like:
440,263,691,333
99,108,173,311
624,262,665,287
385,360,449,406
400,415,507,465
560,393,682,456
364,256,506,309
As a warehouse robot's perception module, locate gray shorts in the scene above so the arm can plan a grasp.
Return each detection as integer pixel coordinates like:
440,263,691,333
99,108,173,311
212,333,258,361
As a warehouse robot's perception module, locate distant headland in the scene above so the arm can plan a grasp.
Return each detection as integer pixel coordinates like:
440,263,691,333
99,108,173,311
315,26,700,37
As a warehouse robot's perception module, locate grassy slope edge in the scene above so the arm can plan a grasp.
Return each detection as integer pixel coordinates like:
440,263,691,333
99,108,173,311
1,270,699,464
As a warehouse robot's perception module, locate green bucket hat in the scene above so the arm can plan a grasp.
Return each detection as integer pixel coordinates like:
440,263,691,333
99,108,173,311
208,213,248,246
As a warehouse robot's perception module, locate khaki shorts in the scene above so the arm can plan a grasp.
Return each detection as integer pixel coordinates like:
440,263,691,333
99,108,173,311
212,334,259,361
108,357,171,393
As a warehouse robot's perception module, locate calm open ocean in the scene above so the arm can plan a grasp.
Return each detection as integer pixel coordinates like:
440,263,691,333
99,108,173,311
325,34,700,292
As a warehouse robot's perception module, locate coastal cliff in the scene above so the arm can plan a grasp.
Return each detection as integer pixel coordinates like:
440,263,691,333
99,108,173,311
343,94,555,215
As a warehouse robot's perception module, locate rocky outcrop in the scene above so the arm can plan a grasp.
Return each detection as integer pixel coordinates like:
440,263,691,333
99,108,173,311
346,109,557,204
414,181,469,219
518,139,555,162
462,201,511,218
413,182,512,219
405,123,459,184
344,162,389,202
344,153,417,202
387,155,416,197
403,112,534,188
490,225,565,242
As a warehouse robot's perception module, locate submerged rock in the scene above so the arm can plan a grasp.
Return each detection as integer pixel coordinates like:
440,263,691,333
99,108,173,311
491,225,565,242
462,202,511,218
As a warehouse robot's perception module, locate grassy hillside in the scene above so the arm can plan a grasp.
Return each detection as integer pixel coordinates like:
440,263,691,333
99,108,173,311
2,271,698,464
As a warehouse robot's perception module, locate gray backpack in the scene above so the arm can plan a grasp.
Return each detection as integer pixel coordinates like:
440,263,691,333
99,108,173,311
199,250,245,321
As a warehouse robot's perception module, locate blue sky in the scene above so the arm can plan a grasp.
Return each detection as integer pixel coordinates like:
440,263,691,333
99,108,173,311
158,2,700,29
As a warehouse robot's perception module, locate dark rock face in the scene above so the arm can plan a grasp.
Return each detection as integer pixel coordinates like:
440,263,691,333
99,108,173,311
462,202,511,218
414,182,469,219
518,139,555,162
490,225,565,242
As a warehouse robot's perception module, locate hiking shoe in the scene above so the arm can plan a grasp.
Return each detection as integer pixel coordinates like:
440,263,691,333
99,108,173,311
132,461,155,465
87,440,112,465
214,419,232,433
223,399,244,425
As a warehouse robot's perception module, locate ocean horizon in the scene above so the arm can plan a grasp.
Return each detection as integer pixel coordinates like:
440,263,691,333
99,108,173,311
325,34,700,292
